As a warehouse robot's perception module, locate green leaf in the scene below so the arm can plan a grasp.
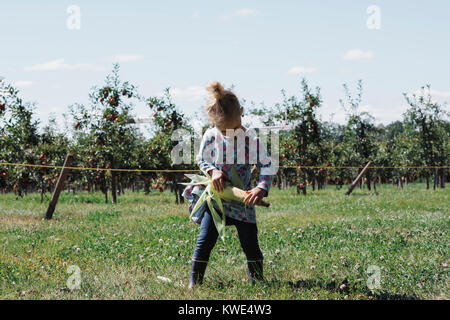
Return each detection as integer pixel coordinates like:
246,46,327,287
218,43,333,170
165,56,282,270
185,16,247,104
206,197,226,242
231,164,244,189
181,171,232,242
179,174,211,186
189,188,208,219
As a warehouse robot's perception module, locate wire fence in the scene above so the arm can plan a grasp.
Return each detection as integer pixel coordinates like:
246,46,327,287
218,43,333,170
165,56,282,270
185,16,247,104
0,161,448,172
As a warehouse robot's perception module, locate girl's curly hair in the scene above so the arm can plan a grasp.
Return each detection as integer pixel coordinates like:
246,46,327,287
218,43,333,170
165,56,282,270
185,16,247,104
206,81,241,127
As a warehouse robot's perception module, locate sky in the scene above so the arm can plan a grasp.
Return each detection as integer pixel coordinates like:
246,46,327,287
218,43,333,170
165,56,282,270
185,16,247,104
1,0,449,132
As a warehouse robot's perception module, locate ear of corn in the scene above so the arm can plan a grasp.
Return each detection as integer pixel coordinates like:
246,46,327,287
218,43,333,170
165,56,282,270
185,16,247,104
180,173,270,242
215,184,249,202
215,184,270,208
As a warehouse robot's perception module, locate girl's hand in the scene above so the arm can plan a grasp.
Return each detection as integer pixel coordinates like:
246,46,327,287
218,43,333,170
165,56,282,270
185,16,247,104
209,169,227,193
244,187,267,206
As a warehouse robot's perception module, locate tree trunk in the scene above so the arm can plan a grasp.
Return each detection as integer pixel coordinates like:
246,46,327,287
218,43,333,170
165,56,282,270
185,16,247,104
277,172,282,190
426,174,430,190
111,171,117,204
173,176,179,204
433,169,439,190
440,169,446,188
101,172,108,204
178,184,184,204
40,185,44,204
110,158,117,204
297,184,307,195
366,172,372,191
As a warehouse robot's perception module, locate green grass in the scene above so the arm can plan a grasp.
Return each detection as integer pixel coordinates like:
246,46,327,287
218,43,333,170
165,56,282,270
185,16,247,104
0,184,448,300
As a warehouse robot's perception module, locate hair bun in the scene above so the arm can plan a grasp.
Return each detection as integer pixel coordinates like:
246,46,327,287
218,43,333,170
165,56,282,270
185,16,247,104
206,81,225,99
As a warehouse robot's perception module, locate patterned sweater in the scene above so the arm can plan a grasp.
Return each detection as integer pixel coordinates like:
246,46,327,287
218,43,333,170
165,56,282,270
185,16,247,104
182,127,273,224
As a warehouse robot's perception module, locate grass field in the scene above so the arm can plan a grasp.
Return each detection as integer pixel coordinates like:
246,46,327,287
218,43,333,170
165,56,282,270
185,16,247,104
0,184,448,300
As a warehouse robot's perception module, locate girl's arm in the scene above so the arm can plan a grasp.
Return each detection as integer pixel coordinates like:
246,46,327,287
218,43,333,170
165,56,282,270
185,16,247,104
196,130,217,175
244,136,273,205
255,137,273,196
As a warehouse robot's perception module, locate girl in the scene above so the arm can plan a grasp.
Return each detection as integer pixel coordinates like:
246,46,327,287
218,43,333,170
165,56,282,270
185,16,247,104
183,81,273,288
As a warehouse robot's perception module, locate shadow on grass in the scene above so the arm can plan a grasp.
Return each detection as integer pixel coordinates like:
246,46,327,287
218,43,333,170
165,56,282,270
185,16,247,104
209,278,419,300
285,278,419,300
347,192,379,197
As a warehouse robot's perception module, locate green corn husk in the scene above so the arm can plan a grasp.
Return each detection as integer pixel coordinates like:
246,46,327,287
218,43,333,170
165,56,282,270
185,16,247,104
180,170,269,242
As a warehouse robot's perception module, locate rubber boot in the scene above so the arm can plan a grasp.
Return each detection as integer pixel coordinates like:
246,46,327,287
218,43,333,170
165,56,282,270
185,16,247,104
247,260,264,285
188,260,208,289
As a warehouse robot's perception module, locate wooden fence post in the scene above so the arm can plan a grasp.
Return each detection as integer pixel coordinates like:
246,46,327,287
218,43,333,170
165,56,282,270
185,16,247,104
45,154,73,220
345,161,372,196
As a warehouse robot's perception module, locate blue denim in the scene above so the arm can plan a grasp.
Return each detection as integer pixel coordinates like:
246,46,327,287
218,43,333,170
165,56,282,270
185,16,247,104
192,210,264,262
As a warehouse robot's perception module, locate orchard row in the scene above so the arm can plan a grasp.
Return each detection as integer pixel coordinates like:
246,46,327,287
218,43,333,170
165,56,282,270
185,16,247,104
0,65,448,203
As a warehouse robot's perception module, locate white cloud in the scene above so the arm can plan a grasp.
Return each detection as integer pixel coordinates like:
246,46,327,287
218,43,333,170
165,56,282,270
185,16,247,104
409,88,450,103
287,66,317,75
191,11,200,19
234,8,258,17
25,59,104,71
343,49,374,61
423,89,450,99
319,102,407,125
106,54,145,63
169,86,207,102
358,104,406,123
13,80,33,88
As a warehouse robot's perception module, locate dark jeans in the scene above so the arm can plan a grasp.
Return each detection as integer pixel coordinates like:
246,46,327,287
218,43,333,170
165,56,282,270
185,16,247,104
192,210,263,262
